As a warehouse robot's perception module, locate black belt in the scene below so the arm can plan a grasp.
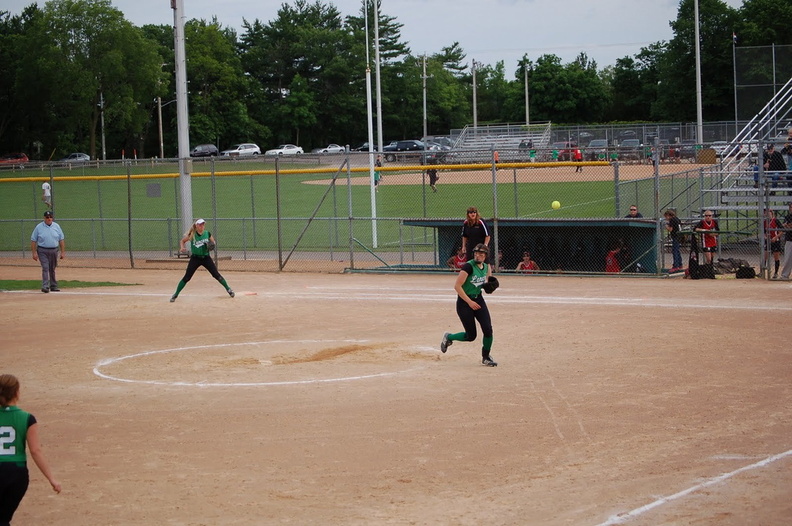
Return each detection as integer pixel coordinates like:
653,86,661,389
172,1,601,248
39,246,58,249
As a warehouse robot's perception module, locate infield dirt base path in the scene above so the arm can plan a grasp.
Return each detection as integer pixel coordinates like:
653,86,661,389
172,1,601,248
2,266,790,525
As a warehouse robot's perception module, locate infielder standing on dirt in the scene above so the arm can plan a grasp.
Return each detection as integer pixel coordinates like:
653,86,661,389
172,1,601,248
441,243,498,367
170,219,234,302
0,374,61,524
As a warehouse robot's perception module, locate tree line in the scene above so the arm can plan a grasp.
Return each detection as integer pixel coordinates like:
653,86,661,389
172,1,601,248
1,0,790,160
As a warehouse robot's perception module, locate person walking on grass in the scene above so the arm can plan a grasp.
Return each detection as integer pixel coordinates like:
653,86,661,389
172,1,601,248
170,219,234,302
440,244,498,367
0,374,61,525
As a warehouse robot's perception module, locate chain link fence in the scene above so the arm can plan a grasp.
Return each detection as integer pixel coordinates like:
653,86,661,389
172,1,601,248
1,148,781,277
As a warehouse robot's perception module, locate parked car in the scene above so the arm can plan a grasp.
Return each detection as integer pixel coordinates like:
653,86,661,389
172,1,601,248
678,139,698,160
618,139,642,161
59,152,90,162
221,143,261,157
190,144,219,157
352,142,370,152
264,144,303,156
311,144,346,154
382,140,440,164
0,153,29,166
586,139,609,161
709,141,730,158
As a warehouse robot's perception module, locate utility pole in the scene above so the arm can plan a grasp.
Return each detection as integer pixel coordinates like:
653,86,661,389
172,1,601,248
472,60,478,130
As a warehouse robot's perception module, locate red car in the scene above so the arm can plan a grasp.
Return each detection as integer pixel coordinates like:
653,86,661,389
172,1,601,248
0,153,29,167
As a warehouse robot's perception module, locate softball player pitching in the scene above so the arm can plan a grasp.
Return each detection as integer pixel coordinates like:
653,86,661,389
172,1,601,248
440,243,498,366
170,219,234,302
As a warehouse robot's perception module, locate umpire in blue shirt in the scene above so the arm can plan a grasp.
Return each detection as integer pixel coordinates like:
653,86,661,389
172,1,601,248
30,210,66,293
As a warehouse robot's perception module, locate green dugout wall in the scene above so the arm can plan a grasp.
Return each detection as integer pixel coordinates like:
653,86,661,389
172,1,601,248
404,218,659,274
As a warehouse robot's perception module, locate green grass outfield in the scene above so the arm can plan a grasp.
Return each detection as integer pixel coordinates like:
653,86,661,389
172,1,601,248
0,159,621,252
0,280,138,290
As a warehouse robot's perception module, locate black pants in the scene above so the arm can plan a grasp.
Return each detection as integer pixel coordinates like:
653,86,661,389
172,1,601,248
455,295,492,343
0,464,29,526
181,255,224,283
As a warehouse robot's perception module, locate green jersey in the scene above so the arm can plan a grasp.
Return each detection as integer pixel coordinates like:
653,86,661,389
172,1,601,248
191,230,211,257
461,260,488,297
0,405,32,464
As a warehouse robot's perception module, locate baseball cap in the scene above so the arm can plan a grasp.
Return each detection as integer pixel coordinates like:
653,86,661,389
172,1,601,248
43,211,53,217
195,218,206,225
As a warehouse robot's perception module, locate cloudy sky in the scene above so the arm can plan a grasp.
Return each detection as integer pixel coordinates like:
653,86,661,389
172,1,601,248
5,0,745,78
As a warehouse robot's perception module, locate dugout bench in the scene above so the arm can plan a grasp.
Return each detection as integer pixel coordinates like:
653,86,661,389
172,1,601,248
402,218,660,274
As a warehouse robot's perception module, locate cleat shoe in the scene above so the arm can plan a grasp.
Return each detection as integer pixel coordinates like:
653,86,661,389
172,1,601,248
170,295,177,303
41,288,49,293
228,289,235,298
482,356,498,367
50,287,60,292
440,332,452,353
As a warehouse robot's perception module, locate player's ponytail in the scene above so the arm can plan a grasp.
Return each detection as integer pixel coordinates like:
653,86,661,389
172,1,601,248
0,374,20,407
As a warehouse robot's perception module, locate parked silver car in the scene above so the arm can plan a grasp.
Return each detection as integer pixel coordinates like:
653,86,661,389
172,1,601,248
220,143,261,157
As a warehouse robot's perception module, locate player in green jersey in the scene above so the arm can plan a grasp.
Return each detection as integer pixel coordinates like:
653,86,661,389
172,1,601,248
170,219,234,302
0,374,61,524
440,243,497,366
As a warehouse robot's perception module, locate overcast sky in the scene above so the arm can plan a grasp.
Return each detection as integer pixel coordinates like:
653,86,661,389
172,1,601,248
5,0,746,79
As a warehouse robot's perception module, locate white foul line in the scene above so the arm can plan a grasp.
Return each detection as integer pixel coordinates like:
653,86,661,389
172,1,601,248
595,448,792,525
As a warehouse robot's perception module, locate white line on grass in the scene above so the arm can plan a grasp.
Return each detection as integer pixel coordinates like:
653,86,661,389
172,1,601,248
595,448,792,525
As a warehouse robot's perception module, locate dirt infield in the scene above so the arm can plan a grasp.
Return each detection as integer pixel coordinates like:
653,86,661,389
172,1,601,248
307,162,709,186
3,266,790,525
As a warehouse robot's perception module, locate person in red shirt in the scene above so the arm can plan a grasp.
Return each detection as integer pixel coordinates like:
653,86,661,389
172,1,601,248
574,148,583,172
694,210,720,265
446,246,467,270
516,251,540,274
764,209,783,279
605,244,622,273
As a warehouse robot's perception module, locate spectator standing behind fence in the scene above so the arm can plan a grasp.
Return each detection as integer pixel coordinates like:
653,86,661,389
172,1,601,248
694,210,720,265
764,209,783,279
41,181,52,209
30,210,65,293
779,203,792,281
0,374,62,525
461,207,490,261
625,205,643,218
170,219,234,302
447,246,467,270
664,209,683,272
782,142,792,171
516,251,540,274
763,144,787,192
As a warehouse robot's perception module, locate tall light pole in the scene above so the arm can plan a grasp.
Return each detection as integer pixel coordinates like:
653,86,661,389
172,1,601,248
524,64,530,127
732,32,738,137
99,91,107,161
373,0,383,155
364,0,377,248
472,60,478,130
422,55,428,141
172,0,193,234
694,0,704,144
157,96,164,159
